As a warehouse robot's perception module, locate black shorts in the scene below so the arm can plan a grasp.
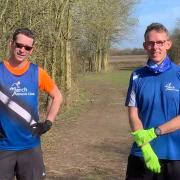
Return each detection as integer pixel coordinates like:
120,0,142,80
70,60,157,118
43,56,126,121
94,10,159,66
0,146,45,180
126,155,180,180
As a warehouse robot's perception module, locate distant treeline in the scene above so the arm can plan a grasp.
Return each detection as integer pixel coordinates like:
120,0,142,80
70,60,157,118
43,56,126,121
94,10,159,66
110,48,146,56
110,24,180,65
169,26,180,64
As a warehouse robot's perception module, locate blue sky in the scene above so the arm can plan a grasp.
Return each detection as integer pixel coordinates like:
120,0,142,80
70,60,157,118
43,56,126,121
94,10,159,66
119,0,180,49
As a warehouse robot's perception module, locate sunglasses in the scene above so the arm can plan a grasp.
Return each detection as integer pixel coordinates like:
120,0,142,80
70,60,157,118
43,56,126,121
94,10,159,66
14,42,33,51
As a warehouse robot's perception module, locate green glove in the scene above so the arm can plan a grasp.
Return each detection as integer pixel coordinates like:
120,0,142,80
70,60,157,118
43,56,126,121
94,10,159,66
141,143,161,173
132,128,157,146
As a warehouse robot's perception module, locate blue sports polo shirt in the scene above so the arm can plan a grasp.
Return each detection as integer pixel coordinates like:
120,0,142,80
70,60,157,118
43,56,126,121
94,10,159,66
0,62,40,150
125,61,180,160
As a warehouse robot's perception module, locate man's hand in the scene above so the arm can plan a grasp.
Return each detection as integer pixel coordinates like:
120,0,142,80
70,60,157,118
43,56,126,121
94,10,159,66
132,128,157,146
31,120,52,136
141,143,161,173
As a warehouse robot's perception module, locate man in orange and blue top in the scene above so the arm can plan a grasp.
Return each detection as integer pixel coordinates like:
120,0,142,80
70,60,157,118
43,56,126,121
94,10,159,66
0,28,63,180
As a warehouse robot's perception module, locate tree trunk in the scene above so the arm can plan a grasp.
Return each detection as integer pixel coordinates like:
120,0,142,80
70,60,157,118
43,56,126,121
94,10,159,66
65,1,72,91
102,49,109,72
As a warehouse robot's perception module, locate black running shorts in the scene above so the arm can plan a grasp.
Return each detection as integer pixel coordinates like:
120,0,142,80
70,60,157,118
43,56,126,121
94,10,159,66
0,146,45,180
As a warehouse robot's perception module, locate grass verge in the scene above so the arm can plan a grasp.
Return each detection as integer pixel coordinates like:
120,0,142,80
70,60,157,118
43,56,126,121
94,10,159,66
79,70,132,87
58,88,90,121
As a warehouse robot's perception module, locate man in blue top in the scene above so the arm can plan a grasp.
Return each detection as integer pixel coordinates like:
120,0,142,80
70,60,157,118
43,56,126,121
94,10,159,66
125,23,180,180
0,28,63,180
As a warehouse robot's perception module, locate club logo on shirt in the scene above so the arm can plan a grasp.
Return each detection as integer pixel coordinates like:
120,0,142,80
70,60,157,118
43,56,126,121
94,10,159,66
164,82,179,92
9,81,35,96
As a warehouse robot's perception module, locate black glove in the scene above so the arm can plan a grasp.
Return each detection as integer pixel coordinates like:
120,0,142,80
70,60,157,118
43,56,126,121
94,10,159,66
31,120,52,136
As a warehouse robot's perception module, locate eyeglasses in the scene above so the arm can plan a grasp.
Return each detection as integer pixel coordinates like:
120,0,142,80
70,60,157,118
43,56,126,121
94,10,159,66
14,42,33,51
144,40,168,48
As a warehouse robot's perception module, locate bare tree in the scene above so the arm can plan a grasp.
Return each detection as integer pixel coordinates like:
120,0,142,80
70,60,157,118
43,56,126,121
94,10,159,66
73,0,138,72
169,19,180,64
0,0,139,106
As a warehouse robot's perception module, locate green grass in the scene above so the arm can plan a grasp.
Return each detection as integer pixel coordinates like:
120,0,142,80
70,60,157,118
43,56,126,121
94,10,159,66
79,70,132,87
58,70,132,121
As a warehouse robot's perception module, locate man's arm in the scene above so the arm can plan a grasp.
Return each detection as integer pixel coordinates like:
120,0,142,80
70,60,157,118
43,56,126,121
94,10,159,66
45,84,63,123
131,115,180,151
128,106,161,173
128,106,143,131
133,115,180,143
31,68,63,136
158,115,180,135
31,84,62,136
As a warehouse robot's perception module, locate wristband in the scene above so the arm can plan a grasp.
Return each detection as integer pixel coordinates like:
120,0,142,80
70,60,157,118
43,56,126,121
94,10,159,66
154,127,162,136
45,119,53,127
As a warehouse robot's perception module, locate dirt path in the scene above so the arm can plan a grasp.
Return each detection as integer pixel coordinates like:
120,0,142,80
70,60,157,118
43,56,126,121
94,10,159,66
43,77,132,180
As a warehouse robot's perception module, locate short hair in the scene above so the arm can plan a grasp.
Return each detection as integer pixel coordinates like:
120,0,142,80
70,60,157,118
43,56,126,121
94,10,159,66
12,28,35,44
144,23,169,39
